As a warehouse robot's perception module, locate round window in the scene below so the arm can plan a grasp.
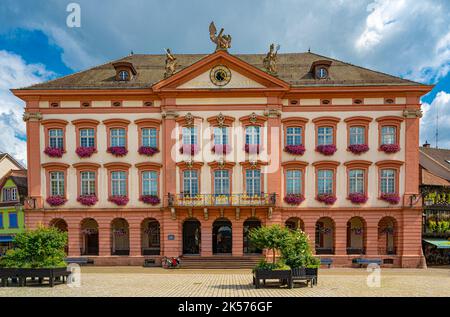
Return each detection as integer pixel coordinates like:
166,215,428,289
118,70,129,81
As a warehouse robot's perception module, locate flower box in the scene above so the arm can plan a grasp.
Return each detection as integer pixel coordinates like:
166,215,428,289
75,146,96,158
179,144,200,155
244,144,261,154
379,144,400,153
138,146,159,156
347,144,369,154
315,144,337,156
46,196,67,207
380,193,400,204
140,195,161,205
348,193,368,204
212,144,231,154
284,144,305,155
107,146,128,157
44,147,64,158
77,195,98,206
108,196,129,206
316,194,337,205
284,194,305,205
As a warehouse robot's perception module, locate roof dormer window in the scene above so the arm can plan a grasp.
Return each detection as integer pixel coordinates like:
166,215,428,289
112,61,137,82
310,60,332,80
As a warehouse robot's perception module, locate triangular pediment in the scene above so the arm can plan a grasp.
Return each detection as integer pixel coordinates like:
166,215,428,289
152,50,289,92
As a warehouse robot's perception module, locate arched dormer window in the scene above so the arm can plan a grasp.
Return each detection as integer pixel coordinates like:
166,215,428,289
112,61,137,82
310,60,332,80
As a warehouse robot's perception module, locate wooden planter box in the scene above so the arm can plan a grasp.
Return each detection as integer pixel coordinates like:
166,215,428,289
253,269,292,289
0,267,69,287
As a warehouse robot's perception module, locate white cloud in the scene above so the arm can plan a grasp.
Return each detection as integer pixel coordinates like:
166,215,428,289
420,91,450,148
0,50,54,165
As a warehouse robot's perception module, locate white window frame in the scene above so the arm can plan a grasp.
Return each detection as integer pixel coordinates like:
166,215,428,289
317,169,333,195
349,169,365,194
317,127,333,145
142,171,158,196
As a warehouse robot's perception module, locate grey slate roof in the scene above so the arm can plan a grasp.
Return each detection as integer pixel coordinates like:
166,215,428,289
18,52,421,90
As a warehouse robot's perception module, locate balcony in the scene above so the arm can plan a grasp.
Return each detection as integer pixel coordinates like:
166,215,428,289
167,193,276,207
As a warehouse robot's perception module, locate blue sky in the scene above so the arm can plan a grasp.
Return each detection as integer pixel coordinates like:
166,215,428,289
0,0,449,164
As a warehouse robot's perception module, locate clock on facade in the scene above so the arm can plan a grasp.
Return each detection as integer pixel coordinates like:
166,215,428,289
210,65,232,86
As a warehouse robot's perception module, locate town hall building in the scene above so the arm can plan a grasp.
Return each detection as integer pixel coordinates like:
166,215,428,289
12,24,432,267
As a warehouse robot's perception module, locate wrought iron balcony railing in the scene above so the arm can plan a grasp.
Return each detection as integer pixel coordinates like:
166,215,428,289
167,193,276,207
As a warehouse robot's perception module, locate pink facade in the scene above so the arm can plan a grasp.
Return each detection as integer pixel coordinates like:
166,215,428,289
13,50,432,267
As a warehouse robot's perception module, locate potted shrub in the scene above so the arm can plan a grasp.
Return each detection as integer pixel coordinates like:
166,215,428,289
284,145,305,155
249,225,293,288
75,146,96,158
315,144,337,155
44,147,64,158
107,146,128,157
379,144,400,153
347,144,369,154
0,226,68,287
138,146,159,156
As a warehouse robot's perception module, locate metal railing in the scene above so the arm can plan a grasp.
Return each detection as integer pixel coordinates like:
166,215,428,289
167,193,276,207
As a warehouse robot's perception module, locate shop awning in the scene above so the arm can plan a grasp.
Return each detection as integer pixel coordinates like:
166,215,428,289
423,238,450,249
0,235,14,243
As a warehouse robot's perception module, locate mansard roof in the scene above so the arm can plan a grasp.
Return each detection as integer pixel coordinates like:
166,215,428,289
17,51,423,90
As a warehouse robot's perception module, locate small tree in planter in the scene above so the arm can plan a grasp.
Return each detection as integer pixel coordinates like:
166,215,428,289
249,225,291,265
0,226,67,269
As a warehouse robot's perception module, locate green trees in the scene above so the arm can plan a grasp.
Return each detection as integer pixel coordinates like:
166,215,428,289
0,226,68,268
249,224,320,270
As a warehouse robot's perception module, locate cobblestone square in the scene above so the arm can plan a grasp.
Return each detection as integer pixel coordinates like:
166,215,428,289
0,267,449,297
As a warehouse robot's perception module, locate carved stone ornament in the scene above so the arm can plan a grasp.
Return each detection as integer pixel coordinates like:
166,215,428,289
268,207,273,220
403,109,423,119
170,207,176,220
23,112,43,122
185,112,194,127
185,159,194,169
249,160,258,169
264,108,281,118
235,207,240,220
249,112,258,124
209,21,232,51
164,48,177,79
204,208,209,220
217,112,226,127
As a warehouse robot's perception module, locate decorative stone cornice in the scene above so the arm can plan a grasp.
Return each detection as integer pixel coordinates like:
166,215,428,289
403,109,423,119
23,111,42,122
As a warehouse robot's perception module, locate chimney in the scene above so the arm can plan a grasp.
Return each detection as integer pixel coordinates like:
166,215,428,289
423,141,430,148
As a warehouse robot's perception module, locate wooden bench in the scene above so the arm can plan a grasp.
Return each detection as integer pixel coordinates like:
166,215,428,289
352,258,382,268
65,257,93,265
291,268,316,288
320,258,333,268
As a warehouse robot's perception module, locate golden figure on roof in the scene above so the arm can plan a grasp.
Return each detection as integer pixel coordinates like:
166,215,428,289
263,43,280,76
209,21,232,51
164,48,177,78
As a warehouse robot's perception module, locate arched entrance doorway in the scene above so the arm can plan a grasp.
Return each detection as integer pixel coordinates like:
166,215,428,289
315,217,335,254
285,217,305,231
141,218,161,255
80,218,99,255
50,218,68,254
243,218,262,254
378,217,397,255
111,218,130,256
183,218,201,255
213,218,232,254
346,217,366,254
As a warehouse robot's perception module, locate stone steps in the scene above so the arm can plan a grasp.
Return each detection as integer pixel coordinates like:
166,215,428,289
179,255,263,269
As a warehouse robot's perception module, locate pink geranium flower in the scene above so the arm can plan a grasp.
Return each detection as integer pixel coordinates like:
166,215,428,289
76,146,96,158
77,195,98,206
284,144,305,155
348,193,368,204
46,196,67,206
380,193,400,204
316,144,337,155
316,194,337,205
179,144,200,155
140,195,161,205
107,146,128,157
212,144,231,154
347,144,369,154
108,196,129,206
379,144,400,153
138,146,159,156
284,194,305,205
44,147,64,158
